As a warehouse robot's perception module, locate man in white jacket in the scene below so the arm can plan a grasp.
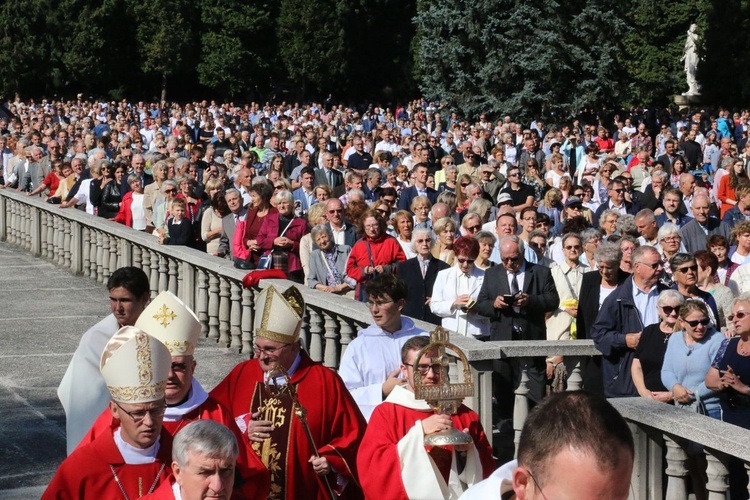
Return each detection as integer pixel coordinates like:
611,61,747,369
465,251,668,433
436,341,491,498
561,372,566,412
338,274,428,421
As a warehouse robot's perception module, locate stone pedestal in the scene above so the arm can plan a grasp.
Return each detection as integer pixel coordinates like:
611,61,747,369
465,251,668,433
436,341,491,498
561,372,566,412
673,94,702,110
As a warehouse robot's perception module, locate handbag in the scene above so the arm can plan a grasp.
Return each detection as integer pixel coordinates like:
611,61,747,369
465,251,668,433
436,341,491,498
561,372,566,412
258,217,295,271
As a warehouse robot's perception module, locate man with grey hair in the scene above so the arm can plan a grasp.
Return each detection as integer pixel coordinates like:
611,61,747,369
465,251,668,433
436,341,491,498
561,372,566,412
634,208,659,247
149,420,241,500
476,234,558,418
679,194,731,254
217,189,247,260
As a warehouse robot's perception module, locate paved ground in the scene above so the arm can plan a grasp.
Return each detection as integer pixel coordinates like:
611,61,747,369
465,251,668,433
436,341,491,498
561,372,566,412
0,241,249,498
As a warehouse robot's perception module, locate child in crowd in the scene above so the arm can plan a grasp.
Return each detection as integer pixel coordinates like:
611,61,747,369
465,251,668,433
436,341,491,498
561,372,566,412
159,198,192,245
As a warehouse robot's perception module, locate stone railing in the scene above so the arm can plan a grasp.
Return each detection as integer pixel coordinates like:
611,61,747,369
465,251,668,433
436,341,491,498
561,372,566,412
5,188,750,493
612,398,750,499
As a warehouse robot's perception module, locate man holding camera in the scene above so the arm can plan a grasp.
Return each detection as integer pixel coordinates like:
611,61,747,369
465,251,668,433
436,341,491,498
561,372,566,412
475,235,559,419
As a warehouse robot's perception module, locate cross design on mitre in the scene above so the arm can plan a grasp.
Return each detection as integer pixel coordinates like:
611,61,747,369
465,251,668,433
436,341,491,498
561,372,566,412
153,304,176,327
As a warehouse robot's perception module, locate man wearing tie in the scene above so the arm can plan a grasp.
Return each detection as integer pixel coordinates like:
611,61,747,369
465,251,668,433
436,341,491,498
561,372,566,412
314,152,344,188
218,189,247,261
397,228,449,324
475,235,559,421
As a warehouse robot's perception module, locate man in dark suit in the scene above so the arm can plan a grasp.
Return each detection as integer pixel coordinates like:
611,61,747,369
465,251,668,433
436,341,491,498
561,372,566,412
397,163,438,212
593,179,638,227
324,198,357,247
283,139,304,176
475,235,559,419
314,152,344,189
656,139,678,174
119,154,153,195
217,188,248,262
398,228,450,324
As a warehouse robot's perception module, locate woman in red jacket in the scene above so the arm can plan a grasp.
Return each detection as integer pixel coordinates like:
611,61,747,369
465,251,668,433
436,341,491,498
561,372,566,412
255,189,309,283
346,208,407,301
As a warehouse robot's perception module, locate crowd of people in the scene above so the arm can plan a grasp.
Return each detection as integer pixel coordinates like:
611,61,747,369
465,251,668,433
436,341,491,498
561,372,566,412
5,96,750,497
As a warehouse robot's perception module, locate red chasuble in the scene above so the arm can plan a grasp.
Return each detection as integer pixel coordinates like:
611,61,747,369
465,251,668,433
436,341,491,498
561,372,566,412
42,429,173,500
358,398,495,500
77,397,270,499
210,352,367,500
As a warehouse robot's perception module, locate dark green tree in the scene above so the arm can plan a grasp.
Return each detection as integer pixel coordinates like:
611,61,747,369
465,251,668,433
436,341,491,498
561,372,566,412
276,0,348,97
413,0,628,121
0,0,53,96
197,0,276,97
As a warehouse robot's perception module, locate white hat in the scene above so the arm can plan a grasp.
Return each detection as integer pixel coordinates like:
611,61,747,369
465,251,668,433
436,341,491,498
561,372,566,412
100,326,171,404
254,286,304,345
135,291,201,356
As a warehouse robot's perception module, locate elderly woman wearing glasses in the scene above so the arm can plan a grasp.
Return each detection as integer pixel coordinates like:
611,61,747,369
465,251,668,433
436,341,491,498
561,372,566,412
307,224,356,297
632,290,684,402
429,237,490,338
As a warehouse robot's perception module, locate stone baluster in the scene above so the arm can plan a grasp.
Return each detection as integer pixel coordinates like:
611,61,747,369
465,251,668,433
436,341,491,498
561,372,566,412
149,250,160,299
745,462,750,499
100,232,110,280
132,245,142,270
664,437,689,499
158,254,168,293
7,202,14,245
26,205,33,251
110,235,119,271
241,288,254,354
96,231,105,283
300,310,310,353
46,211,55,261
307,308,324,363
90,229,98,281
322,310,339,369
230,282,242,352
208,273,220,341
168,259,178,295
24,204,32,250
62,219,71,268
513,366,530,458
82,227,90,277
567,357,583,391
219,278,231,347
142,247,151,278
197,269,209,338
40,212,48,259
57,217,65,266
705,450,729,500
338,317,356,360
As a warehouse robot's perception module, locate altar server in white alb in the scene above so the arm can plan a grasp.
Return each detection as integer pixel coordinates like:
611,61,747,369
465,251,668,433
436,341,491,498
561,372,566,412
338,274,428,421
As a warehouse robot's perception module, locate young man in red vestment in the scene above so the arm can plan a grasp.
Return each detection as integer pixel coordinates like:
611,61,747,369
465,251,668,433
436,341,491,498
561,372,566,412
78,291,270,498
210,285,367,500
143,420,240,500
43,326,174,499
358,335,495,499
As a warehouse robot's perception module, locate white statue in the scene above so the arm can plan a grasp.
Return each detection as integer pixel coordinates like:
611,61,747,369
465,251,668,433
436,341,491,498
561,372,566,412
682,24,701,96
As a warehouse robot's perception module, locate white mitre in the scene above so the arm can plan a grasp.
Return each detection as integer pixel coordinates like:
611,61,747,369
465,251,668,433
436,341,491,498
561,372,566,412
136,291,201,356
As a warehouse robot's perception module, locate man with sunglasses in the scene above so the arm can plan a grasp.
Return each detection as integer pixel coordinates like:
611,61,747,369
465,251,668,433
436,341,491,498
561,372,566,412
44,327,173,499
358,335,494,499
593,179,638,226
592,246,669,397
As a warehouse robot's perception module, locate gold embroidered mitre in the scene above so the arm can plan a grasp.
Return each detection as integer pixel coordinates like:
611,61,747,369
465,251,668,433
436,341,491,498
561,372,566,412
254,285,304,345
100,326,172,404
135,291,201,356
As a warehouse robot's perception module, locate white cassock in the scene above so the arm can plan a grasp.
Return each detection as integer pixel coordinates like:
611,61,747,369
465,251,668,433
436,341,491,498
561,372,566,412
338,317,427,421
458,459,517,500
429,266,490,338
57,314,119,454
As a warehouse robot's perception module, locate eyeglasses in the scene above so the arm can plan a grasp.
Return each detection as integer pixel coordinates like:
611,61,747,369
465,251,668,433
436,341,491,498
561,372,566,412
328,209,343,214
530,241,546,249
661,305,679,315
367,299,394,309
728,311,750,321
164,189,176,194
115,402,166,423
413,363,443,376
685,318,710,328
636,261,662,269
676,264,698,274
460,183,470,187
564,245,581,250
662,236,680,243
253,344,289,356
527,470,548,500
274,185,284,189
501,255,522,263
376,208,389,215
610,188,625,194
509,173,520,177
457,258,475,264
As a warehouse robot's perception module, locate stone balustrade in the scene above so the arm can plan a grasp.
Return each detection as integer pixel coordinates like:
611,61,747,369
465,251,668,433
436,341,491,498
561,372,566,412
5,188,750,498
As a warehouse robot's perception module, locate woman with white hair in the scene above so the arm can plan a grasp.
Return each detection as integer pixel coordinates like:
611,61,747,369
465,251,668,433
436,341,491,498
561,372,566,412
397,227,450,324
307,224,355,297
657,222,683,280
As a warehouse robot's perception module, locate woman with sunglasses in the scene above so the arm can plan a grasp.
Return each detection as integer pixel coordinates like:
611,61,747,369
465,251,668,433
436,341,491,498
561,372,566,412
670,252,722,328
632,290,684,402
522,158,545,202
430,237,489,337
695,250,735,330
663,299,724,497
455,173,473,212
